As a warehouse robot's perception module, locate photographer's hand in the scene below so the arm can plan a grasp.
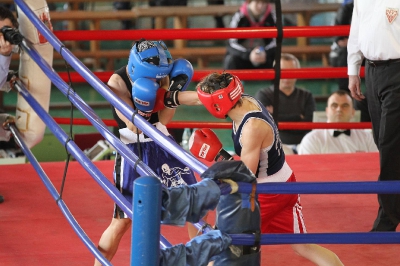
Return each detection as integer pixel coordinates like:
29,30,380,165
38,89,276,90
0,35,13,56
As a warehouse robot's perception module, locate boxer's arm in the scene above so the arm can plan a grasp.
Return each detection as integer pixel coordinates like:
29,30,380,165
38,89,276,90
107,73,137,131
158,75,170,90
178,91,202,106
158,107,176,125
240,119,272,174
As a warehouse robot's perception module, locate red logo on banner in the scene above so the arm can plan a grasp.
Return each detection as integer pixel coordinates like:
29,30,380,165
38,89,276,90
38,10,53,44
386,8,398,24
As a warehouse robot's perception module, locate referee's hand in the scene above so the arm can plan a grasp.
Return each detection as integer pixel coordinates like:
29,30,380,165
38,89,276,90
348,75,365,101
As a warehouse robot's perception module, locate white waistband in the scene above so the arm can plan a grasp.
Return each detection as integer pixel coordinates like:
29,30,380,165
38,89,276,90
119,122,170,144
257,161,293,183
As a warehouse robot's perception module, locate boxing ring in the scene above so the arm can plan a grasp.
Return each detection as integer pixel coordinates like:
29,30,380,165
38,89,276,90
1,0,400,265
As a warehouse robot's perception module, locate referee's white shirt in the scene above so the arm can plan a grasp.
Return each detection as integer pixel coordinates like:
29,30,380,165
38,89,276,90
347,0,400,75
298,129,378,155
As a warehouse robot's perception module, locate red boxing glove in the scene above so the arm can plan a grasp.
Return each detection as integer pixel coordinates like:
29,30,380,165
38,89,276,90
189,128,233,162
153,88,167,113
153,88,180,112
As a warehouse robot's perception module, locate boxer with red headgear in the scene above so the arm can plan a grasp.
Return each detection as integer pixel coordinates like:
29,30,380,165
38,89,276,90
197,73,244,119
182,72,344,266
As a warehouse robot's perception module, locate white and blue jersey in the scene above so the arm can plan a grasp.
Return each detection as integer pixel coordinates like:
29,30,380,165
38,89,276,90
232,95,293,183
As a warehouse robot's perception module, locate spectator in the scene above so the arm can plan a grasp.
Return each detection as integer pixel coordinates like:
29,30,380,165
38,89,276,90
329,0,354,92
347,0,400,232
148,0,188,29
0,5,20,204
113,1,134,30
328,0,370,122
0,6,18,88
297,90,377,155
255,53,316,152
223,0,276,70
207,0,225,28
114,1,193,30
0,114,17,204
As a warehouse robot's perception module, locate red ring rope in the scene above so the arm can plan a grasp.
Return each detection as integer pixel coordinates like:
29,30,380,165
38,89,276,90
57,67,364,83
54,25,367,131
53,118,372,130
54,26,350,41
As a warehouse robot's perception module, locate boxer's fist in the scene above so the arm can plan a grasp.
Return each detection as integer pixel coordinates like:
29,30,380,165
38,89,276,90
169,58,193,92
189,128,233,162
153,88,167,112
153,88,180,110
132,78,159,119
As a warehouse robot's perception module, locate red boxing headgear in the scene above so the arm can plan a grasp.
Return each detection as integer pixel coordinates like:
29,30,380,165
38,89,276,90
197,74,244,119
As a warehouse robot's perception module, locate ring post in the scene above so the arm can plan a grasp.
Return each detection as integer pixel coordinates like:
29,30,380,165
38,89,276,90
131,176,162,266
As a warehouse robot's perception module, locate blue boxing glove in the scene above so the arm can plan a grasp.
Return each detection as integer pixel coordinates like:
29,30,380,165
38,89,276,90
169,58,193,92
132,78,159,120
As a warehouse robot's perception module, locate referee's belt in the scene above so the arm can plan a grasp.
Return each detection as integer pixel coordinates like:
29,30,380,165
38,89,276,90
366,58,400,67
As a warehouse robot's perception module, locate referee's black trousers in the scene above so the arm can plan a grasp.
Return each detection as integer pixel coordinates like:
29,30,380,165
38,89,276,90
366,60,400,231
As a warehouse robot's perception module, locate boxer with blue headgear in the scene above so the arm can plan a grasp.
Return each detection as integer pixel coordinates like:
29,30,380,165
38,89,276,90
129,39,172,119
95,39,198,265
127,39,173,82
129,39,194,118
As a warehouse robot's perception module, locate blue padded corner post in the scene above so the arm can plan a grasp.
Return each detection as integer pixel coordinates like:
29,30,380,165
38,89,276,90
131,176,162,266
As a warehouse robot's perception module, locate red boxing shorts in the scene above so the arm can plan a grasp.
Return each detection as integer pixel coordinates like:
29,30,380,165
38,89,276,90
258,172,306,234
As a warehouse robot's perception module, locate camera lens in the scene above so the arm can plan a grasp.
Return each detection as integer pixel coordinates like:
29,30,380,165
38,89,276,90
1,26,23,45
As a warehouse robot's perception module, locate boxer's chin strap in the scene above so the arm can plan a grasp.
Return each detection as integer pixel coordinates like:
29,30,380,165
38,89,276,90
250,182,257,212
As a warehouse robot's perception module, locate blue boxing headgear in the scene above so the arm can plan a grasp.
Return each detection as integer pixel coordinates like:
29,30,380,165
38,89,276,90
127,40,173,82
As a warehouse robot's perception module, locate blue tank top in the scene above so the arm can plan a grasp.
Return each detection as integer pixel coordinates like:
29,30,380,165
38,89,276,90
232,95,285,176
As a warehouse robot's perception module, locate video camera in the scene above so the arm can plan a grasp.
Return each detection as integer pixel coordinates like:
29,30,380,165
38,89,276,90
1,26,23,45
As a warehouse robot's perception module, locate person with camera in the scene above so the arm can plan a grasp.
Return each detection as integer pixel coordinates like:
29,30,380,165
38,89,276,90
0,6,20,204
0,6,19,92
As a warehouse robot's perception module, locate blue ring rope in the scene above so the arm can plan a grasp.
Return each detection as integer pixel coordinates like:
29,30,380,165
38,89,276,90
18,41,174,249
230,232,400,245
13,0,400,253
13,81,132,221
8,124,111,266
14,0,211,237
14,0,208,176
20,39,159,181
17,22,205,246
13,81,173,260
236,180,400,194
16,0,400,198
